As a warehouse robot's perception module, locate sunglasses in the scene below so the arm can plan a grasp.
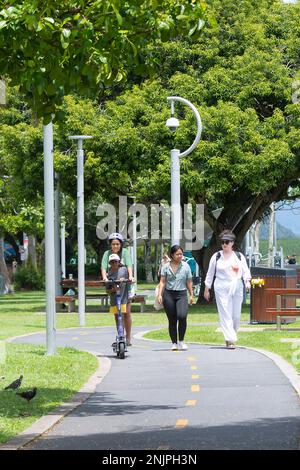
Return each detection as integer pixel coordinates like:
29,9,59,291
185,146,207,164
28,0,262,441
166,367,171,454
221,240,231,245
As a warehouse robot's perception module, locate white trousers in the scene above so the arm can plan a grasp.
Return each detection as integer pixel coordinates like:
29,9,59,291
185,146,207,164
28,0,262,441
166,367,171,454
215,279,244,342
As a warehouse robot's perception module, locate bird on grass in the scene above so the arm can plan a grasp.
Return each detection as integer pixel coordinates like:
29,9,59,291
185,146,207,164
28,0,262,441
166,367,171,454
17,387,37,403
4,375,23,391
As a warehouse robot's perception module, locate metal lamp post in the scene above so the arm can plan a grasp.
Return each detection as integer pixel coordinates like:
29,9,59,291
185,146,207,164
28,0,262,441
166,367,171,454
166,97,202,246
69,135,93,326
128,196,138,290
132,198,138,289
44,122,56,355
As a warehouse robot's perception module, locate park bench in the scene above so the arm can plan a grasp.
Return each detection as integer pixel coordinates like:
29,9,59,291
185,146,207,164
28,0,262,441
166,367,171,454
85,293,109,307
55,295,76,313
265,288,300,330
131,294,148,313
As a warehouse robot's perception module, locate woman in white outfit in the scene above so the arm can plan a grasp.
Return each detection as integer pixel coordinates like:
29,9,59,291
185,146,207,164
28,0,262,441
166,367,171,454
204,230,251,349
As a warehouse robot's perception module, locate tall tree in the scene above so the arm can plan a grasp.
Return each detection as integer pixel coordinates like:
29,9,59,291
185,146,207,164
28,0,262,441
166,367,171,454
51,0,299,297
0,0,207,122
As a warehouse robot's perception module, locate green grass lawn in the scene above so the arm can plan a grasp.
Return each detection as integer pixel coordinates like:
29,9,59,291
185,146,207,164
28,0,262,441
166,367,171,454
0,343,98,444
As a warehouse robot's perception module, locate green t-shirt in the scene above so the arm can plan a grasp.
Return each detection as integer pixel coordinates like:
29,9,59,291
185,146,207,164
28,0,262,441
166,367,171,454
101,247,132,272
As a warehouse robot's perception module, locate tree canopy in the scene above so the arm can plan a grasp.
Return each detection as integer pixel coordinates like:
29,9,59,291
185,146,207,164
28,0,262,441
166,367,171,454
0,0,207,122
1,0,300,293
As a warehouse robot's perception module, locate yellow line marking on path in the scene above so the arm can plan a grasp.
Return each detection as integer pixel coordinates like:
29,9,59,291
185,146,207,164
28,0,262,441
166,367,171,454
72,337,79,340
157,445,171,450
192,375,199,379
186,400,197,406
191,365,198,370
187,356,196,362
85,341,99,344
191,385,200,392
175,419,188,428
80,332,88,336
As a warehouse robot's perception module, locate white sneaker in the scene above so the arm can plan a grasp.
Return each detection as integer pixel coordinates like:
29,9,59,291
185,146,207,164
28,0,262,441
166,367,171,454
171,343,178,351
178,341,188,351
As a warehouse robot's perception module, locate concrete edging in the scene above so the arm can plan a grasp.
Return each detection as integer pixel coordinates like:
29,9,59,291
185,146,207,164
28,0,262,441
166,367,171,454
0,331,111,450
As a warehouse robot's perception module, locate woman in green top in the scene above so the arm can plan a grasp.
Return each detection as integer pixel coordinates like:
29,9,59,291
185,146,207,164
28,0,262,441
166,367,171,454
101,232,134,346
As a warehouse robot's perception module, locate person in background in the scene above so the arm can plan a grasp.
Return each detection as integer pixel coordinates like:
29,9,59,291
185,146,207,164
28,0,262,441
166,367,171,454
288,254,297,265
101,232,134,346
12,259,18,275
157,253,171,281
204,230,251,349
157,245,193,351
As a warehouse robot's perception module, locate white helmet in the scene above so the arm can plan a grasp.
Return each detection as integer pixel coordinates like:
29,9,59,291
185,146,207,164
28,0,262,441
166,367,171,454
108,232,124,243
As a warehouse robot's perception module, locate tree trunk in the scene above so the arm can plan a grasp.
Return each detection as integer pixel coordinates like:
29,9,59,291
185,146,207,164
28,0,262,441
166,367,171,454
36,239,45,272
193,234,219,304
28,234,38,269
144,238,153,283
0,236,13,293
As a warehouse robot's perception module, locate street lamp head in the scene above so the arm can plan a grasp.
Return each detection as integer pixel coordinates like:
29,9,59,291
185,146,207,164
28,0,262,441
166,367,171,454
166,116,180,132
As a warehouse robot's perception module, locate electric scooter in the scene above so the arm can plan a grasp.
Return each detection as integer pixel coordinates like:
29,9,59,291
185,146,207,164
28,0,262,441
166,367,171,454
106,279,130,359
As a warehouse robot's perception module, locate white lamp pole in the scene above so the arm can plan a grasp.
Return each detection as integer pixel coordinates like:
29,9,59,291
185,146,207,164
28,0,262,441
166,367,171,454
54,173,62,295
133,201,137,289
166,97,202,246
44,122,56,355
69,135,93,326
61,220,66,279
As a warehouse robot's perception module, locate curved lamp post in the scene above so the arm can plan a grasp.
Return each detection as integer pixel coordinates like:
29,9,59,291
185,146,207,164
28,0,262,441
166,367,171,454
166,96,202,246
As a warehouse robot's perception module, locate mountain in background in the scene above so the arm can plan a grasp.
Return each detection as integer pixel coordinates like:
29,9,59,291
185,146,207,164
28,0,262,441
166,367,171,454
259,199,300,239
260,220,299,240
275,201,300,236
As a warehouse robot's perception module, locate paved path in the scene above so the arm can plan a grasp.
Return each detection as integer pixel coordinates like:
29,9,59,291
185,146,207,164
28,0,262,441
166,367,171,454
13,327,300,450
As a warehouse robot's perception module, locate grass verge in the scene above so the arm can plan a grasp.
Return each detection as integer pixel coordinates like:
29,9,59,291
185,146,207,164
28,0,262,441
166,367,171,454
0,342,98,444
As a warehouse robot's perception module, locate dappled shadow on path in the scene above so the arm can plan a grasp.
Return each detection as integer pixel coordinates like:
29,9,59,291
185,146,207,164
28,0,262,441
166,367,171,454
25,415,300,450
67,391,180,417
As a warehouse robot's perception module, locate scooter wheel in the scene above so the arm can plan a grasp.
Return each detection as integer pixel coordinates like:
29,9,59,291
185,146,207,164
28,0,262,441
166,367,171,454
119,342,125,359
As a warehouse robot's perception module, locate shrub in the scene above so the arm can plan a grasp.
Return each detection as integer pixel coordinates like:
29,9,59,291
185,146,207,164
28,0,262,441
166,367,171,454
13,265,45,290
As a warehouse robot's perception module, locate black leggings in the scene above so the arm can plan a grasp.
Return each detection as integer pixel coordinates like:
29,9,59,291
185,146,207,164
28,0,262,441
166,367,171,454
163,289,188,343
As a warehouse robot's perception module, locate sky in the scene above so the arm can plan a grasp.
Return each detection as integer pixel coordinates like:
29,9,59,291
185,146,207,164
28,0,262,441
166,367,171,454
275,199,300,236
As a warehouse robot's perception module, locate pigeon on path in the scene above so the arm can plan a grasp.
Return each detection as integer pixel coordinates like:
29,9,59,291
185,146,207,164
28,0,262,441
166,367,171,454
4,375,23,391
17,387,37,403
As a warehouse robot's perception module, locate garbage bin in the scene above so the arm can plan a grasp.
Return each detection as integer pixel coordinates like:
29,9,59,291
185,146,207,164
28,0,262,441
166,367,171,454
250,267,297,323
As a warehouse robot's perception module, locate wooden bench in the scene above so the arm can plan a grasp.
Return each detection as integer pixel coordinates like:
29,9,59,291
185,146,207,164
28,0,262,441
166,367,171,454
131,294,148,313
55,295,76,313
266,288,300,330
85,293,109,307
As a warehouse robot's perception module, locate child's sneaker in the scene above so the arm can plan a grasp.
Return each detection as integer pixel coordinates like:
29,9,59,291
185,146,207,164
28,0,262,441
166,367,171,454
171,343,178,351
178,341,188,351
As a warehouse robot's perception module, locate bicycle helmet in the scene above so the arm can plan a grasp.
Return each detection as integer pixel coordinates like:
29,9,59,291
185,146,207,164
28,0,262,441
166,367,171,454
108,232,124,243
